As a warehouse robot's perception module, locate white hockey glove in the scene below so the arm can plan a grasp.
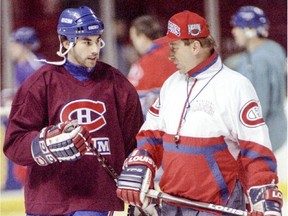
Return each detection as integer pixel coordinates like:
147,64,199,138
116,149,157,209
31,120,92,166
248,183,282,216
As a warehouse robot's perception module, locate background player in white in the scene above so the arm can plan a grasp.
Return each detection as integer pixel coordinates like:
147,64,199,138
3,6,143,216
116,10,282,216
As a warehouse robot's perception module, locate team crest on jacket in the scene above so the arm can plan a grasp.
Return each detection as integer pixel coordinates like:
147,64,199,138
60,99,107,132
240,100,264,127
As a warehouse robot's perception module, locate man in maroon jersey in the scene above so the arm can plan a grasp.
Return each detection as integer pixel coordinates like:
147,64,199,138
3,6,143,216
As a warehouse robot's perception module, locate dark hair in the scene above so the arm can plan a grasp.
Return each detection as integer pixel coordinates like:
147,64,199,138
182,35,217,54
131,15,164,40
59,35,68,53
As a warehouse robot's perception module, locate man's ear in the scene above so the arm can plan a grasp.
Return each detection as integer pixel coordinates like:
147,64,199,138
191,40,201,52
63,40,70,49
244,28,257,38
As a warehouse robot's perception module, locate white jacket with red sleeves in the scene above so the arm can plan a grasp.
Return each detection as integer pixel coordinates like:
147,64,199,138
136,52,278,206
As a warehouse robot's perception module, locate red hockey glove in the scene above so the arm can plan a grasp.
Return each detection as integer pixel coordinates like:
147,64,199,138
31,120,92,166
248,183,282,216
116,149,156,209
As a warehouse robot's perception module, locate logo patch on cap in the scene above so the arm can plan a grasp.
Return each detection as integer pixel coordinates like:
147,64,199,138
168,21,180,37
188,24,201,36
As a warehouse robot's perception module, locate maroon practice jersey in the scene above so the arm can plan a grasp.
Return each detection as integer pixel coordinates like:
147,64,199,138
3,62,143,214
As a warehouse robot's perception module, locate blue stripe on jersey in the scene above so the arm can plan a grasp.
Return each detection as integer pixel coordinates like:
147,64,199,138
163,141,227,154
240,148,277,172
163,142,229,203
137,137,163,148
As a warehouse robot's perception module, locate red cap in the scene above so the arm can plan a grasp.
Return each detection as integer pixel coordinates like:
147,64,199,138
154,10,210,44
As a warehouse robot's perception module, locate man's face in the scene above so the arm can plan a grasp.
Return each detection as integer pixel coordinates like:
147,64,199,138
168,40,195,74
231,27,248,48
67,35,103,68
129,26,146,55
10,41,26,62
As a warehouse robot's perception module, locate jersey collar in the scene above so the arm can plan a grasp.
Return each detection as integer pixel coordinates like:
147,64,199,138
187,51,218,78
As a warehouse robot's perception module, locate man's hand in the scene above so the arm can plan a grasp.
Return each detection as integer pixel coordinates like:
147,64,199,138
248,183,282,216
31,120,92,166
116,149,157,209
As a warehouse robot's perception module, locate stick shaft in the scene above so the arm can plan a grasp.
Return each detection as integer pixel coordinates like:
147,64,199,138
91,150,119,181
146,189,248,216
90,148,246,216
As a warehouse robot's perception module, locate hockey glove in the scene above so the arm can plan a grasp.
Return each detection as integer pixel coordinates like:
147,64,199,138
31,120,92,166
248,183,282,216
116,149,157,209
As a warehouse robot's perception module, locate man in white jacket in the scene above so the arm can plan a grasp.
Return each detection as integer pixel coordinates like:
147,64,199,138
116,10,282,216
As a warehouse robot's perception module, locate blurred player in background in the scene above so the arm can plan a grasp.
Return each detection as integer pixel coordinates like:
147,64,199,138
113,18,139,76
127,15,177,117
228,5,287,152
3,6,143,216
10,27,44,88
116,11,283,216
127,15,177,192
2,27,44,189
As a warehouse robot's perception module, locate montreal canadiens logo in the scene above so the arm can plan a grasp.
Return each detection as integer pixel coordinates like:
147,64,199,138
240,100,264,127
60,99,106,132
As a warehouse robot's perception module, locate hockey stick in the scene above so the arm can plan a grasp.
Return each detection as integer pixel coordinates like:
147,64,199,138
146,189,248,216
66,122,147,216
89,144,248,215
90,147,120,181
